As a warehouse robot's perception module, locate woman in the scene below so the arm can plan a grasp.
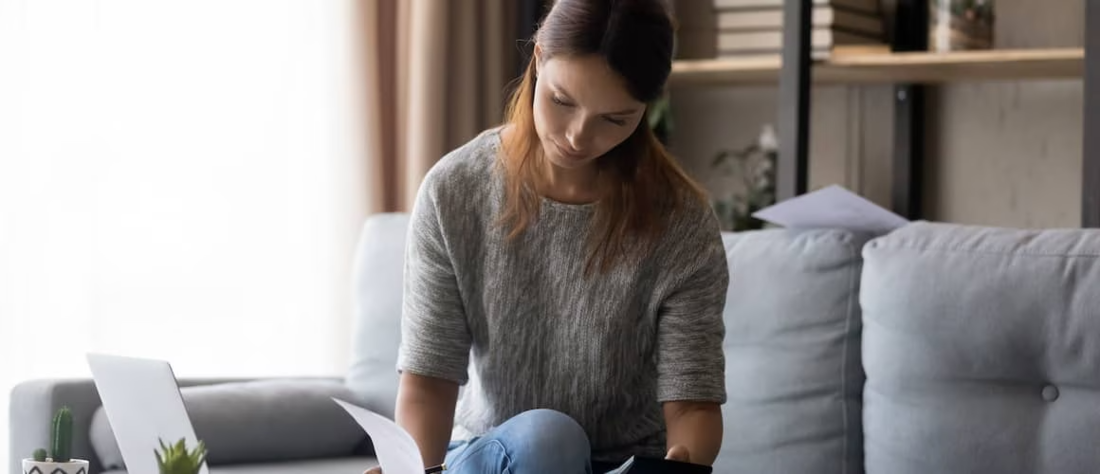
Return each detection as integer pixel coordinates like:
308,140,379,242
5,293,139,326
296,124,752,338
369,0,728,472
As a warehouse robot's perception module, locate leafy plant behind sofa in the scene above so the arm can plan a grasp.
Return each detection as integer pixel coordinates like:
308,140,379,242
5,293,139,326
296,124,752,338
710,125,778,232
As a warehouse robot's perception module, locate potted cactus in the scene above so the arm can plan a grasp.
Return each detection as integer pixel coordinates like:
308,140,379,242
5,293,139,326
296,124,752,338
155,437,208,474
22,406,90,474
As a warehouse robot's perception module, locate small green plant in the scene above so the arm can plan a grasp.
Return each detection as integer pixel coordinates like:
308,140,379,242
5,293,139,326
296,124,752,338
32,406,74,462
51,406,73,462
710,124,778,231
648,91,674,145
155,437,208,474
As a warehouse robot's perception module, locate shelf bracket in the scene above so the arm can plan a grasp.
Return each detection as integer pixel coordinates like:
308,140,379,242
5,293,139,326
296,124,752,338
892,0,928,220
1085,0,1100,227
516,0,545,77
777,0,812,201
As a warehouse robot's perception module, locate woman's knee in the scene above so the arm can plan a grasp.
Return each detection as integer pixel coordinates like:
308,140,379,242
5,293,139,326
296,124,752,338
494,409,590,461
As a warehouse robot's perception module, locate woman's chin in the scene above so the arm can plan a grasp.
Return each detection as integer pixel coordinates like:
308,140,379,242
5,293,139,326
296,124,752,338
545,152,594,170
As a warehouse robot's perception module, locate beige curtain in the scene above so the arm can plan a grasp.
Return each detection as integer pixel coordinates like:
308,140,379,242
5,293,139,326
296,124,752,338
359,0,519,213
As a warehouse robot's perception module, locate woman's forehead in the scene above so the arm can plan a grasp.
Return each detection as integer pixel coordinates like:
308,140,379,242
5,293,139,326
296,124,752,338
541,54,642,110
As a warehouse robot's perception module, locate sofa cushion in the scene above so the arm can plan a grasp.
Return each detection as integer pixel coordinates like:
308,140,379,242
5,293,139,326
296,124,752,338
102,456,377,474
89,379,369,469
861,221,1100,473
716,228,868,474
344,213,411,419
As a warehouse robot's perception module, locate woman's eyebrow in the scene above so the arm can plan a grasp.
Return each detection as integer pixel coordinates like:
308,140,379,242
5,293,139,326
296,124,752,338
550,83,640,116
549,82,575,100
605,106,641,116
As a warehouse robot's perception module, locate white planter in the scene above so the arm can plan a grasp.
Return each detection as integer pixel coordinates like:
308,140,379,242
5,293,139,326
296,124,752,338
22,459,89,474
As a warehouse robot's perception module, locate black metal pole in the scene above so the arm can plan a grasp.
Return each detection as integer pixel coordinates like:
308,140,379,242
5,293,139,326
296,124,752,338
777,0,812,201
1084,0,1100,227
892,0,928,220
516,0,545,76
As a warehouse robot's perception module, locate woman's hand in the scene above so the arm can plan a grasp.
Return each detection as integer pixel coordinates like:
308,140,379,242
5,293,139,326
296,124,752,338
363,467,381,474
665,445,691,462
663,401,722,466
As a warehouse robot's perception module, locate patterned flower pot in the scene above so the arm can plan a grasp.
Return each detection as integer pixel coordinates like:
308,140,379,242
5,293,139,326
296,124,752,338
22,459,89,474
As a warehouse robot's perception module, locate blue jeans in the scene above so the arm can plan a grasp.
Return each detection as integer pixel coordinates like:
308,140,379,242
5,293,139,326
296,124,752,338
444,409,625,474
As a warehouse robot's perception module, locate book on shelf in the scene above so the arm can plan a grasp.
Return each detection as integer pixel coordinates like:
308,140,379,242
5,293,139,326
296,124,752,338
931,28,993,50
716,6,884,38
718,28,884,54
712,0,881,15
715,44,890,61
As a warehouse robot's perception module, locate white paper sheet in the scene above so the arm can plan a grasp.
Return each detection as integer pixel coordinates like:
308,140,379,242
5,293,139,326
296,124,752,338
752,184,909,234
333,398,425,474
603,456,636,474
333,398,638,474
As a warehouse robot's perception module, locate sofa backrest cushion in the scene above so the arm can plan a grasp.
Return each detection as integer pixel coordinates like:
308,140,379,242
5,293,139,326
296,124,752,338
861,221,1100,474
716,228,868,474
344,213,411,419
89,379,368,469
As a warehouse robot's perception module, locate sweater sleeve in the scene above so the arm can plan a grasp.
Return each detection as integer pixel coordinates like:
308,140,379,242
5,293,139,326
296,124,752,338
655,214,729,404
395,171,473,385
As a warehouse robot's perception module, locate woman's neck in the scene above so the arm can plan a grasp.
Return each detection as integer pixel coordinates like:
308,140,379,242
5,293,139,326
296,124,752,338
500,124,604,205
538,160,602,205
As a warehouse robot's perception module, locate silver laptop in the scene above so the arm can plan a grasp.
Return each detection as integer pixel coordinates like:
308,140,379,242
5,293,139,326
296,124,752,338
86,353,209,474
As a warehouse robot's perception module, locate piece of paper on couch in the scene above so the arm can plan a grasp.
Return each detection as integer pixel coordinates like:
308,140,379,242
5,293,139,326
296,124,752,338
752,184,909,234
333,398,424,474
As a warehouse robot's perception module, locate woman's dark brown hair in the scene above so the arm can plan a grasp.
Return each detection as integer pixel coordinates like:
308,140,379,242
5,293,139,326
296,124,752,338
497,0,708,275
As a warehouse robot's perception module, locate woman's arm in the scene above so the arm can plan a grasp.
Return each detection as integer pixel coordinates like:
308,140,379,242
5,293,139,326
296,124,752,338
374,164,470,472
663,400,723,465
655,210,730,466
395,372,460,467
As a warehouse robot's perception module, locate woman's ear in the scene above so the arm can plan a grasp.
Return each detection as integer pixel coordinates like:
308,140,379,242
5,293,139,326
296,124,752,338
533,43,543,76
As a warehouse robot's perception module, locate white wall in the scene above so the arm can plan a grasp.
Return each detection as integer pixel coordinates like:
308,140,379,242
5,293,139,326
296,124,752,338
0,1,367,469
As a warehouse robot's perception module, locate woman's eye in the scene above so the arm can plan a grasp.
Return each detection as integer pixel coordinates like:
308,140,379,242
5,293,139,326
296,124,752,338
604,117,627,126
551,95,572,107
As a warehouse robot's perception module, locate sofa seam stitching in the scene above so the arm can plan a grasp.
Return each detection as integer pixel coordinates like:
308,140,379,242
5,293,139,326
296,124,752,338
869,243,1100,259
839,241,860,474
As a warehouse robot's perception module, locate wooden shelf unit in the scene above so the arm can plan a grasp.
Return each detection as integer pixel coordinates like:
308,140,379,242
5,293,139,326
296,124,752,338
669,48,1085,86
671,0,1098,227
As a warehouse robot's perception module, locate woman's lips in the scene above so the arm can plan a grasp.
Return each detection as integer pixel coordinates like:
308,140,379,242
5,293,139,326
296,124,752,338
554,141,587,161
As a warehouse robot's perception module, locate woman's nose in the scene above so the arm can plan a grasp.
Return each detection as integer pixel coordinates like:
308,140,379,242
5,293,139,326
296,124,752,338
565,121,588,151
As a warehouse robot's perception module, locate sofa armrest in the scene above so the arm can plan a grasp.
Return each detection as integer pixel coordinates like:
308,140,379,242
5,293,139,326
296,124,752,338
10,377,346,474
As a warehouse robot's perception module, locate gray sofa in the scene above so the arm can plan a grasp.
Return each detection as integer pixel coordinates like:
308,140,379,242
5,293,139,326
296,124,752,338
10,213,1100,473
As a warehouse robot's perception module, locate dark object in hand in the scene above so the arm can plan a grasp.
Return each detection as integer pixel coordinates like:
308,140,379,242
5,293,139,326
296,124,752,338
626,458,713,474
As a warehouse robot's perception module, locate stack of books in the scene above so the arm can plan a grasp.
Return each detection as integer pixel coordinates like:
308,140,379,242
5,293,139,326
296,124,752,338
712,0,889,59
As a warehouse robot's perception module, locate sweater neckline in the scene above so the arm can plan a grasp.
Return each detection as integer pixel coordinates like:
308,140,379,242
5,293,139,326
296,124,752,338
488,127,598,213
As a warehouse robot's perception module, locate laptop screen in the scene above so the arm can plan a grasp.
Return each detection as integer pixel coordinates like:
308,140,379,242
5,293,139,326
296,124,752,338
87,353,208,474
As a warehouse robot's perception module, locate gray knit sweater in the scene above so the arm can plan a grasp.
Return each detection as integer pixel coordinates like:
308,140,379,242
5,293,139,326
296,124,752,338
396,128,728,462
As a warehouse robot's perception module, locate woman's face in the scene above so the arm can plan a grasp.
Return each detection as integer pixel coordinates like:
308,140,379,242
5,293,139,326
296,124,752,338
532,49,647,172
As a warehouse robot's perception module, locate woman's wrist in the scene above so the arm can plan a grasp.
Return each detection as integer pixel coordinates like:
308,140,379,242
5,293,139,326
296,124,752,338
663,401,723,465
